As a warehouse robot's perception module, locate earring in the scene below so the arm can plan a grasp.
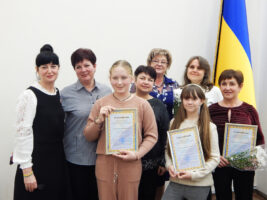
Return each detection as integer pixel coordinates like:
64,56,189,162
36,72,40,81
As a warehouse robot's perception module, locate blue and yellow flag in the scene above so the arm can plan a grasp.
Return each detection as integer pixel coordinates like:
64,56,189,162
213,0,256,107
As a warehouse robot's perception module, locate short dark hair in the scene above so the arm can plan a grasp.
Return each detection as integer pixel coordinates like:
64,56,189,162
71,48,96,68
218,69,244,86
35,44,59,67
134,65,157,80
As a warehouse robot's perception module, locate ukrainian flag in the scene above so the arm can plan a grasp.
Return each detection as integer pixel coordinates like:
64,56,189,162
213,0,256,107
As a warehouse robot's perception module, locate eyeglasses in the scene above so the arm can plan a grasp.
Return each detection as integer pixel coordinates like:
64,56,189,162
151,60,168,65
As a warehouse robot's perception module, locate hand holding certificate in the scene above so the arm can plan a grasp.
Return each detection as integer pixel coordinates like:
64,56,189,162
223,123,257,157
167,126,205,172
105,108,138,154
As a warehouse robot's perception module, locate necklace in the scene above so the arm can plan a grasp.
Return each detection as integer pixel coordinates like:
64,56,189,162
113,93,132,102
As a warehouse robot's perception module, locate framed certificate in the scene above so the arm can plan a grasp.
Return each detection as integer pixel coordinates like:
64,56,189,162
167,126,205,172
223,123,257,157
105,108,138,154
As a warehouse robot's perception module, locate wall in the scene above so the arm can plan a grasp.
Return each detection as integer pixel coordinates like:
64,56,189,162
248,0,267,195
0,0,266,199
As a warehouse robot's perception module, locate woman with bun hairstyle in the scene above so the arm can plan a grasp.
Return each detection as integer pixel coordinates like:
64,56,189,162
12,44,71,200
83,60,158,200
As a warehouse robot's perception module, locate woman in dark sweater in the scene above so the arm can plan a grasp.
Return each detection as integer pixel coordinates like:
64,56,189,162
134,65,169,200
209,69,265,200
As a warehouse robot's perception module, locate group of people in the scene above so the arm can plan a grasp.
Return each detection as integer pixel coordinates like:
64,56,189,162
12,45,265,200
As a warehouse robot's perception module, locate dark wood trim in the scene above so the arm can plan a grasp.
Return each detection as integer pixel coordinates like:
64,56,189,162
254,189,267,199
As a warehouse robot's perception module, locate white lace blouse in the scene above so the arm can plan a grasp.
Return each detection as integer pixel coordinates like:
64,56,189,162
13,82,57,169
174,86,223,107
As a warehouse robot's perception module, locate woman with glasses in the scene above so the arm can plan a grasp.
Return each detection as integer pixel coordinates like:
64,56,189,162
140,48,179,200
146,48,179,120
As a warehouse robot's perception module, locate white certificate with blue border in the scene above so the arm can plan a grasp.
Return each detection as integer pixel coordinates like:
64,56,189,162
223,123,257,157
105,108,138,154
167,126,205,172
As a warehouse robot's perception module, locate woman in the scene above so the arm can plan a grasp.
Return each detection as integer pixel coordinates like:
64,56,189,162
134,66,169,200
163,84,220,200
83,60,158,200
146,48,179,120
209,69,265,200
174,56,223,108
61,48,111,200
13,44,71,200
140,48,179,199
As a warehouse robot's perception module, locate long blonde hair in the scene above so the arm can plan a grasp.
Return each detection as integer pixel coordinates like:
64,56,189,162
168,84,211,161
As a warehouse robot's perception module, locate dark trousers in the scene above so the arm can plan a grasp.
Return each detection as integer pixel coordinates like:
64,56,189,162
138,168,158,200
67,161,98,200
213,167,255,200
206,188,212,200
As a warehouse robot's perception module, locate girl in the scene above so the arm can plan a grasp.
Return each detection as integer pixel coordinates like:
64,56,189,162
162,84,220,200
83,60,158,200
173,56,223,199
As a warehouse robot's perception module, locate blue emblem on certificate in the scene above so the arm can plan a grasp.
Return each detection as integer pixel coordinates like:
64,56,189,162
167,126,205,172
105,108,138,154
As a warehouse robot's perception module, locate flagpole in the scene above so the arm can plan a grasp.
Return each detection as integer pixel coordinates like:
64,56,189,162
213,0,224,84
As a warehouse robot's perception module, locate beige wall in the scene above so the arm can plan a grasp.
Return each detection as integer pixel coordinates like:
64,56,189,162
248,0,267,195
0,0,266,199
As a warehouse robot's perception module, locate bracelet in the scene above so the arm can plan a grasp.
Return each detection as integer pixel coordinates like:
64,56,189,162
23,171,33,177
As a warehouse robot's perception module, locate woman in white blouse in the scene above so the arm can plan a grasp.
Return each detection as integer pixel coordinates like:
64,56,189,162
174,56,223,108
12,44,71,200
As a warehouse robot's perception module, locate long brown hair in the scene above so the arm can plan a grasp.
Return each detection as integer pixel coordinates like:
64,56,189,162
167,84,211,161
183,56,213,91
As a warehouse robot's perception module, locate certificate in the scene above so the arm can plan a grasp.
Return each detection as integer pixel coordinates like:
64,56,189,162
223,123,257,157
167,126,205,172
105,108,138,154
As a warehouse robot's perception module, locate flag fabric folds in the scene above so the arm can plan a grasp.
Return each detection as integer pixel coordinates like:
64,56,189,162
213,0,256,107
